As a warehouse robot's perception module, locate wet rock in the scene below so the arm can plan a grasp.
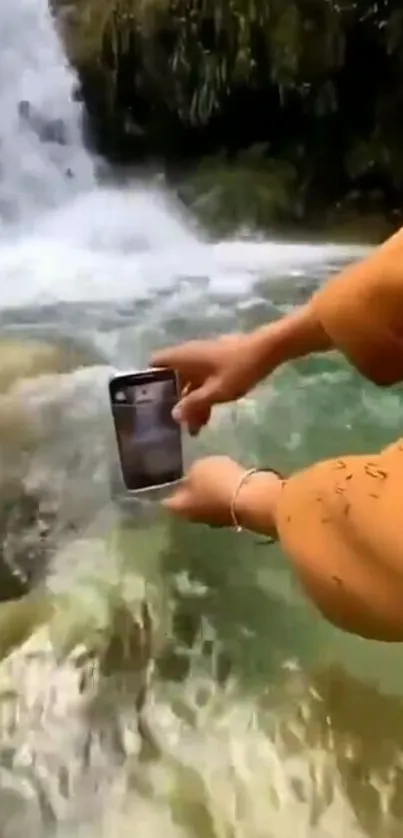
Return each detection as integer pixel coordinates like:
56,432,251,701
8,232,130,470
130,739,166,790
0,337,89,393
40,118,68,146
0,487,56,599
0,592,52,661
18,101,67,146
0,337,102,603
177,150,298,234
324,209,394,244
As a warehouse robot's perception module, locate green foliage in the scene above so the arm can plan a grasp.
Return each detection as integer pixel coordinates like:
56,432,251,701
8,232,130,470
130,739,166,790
58,0,403,134
59,0,345,123
55,0,403,231
178,147,298,232
58,0,403,125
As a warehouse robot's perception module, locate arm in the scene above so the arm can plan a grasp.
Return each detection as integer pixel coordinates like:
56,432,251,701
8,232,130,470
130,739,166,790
152,228,403,431
234,440,403,642
249,228,403,386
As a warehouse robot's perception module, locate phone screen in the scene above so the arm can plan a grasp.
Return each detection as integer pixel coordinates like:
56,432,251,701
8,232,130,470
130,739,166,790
109,369,183,492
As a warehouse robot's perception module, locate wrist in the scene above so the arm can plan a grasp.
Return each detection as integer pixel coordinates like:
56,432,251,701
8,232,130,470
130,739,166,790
248,303,332,378
232,469,283,537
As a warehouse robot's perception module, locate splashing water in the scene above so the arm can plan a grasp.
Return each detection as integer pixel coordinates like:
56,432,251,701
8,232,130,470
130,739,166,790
0,1,402,838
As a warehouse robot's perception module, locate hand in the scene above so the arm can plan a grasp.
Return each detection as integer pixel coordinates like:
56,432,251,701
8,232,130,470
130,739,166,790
151,333,265,435
151,305,332,435
163,456,283,535
163,456,245,527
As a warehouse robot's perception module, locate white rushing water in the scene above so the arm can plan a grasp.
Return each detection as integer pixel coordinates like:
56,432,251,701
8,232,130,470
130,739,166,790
0,0,95,225
0,0,367,311
0,2,396,838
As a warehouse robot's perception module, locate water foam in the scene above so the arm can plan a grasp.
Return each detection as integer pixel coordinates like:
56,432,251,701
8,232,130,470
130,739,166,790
0,0,367,309
0,182,368,309
0,0,94,225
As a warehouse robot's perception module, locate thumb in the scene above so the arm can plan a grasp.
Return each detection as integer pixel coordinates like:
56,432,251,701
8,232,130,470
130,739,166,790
162,484,189,514
172,378,216,426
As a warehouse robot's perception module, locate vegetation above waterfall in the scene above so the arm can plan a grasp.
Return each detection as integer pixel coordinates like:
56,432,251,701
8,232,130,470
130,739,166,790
56,0,403,237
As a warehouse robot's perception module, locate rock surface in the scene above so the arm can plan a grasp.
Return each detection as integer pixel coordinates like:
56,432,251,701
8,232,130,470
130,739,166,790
0,337,103,601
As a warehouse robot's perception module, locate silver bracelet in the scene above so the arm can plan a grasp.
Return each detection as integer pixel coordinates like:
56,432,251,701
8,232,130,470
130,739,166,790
230,466,283,542
230,468,261,532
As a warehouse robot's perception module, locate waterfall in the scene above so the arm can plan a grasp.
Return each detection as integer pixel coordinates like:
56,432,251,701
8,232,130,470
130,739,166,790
0,0,95,225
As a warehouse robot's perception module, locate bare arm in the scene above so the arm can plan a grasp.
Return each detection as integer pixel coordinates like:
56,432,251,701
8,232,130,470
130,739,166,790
152,228,403,432
170,450,403,642
249,303,332,379
231,443,403,642
249,227,403,386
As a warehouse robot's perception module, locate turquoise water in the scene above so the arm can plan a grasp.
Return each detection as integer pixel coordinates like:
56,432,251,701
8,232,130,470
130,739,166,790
0,239,402,837
2,0,402,830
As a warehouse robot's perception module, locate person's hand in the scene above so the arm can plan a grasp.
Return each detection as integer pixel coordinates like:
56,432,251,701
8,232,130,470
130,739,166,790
151,333,265,435
163,456,244,526
151,304,332,434
163,456,282,535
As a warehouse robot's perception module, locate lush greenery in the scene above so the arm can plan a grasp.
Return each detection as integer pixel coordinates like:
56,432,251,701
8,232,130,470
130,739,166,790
56,0,403,236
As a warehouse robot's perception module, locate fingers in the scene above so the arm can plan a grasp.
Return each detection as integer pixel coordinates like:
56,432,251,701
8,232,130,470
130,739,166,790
162,484,189,515
150,347,176,368
172,379,215,430
174,382,204,436
173,398,211,435
151,342,198,365
150,343,215,433
151,343,202,381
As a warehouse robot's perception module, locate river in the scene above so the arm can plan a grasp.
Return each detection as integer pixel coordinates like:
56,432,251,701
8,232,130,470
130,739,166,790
0,1,403,837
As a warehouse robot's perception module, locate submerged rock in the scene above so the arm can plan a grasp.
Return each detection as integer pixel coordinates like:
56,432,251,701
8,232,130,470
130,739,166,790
0,335,102,391
0,336,106,602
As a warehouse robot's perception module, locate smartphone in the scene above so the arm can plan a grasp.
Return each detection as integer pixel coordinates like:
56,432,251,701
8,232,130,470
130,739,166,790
109,367,184,493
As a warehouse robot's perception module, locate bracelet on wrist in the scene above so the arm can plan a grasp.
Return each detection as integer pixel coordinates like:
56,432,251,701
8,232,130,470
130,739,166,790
230,466,284,544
